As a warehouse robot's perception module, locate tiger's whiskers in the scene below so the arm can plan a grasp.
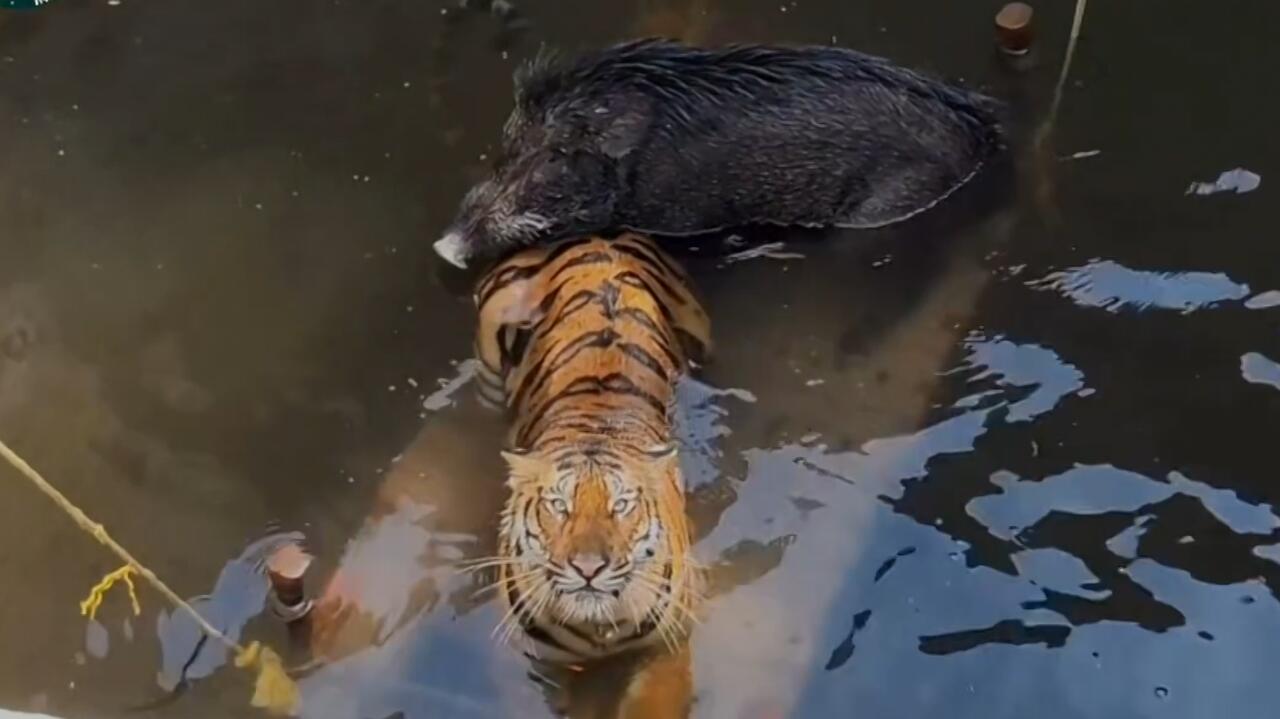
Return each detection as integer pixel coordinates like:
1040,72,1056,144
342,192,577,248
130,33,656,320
494,575,552,646
631,570,698,625
457,556,527,573
470,567,543,600
629,568,700,653
504,584,554,647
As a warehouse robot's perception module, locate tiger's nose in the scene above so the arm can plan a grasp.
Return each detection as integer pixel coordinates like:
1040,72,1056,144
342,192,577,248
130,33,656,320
569,553,608,581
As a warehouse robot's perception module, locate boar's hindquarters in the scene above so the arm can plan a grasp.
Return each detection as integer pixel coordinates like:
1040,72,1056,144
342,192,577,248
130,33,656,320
618,71,1001,235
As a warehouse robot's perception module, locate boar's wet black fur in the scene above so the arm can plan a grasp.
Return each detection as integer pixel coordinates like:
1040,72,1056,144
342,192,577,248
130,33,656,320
435,39,1004,268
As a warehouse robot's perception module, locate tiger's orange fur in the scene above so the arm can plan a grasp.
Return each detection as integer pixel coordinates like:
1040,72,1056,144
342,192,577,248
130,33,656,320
472,232,710,662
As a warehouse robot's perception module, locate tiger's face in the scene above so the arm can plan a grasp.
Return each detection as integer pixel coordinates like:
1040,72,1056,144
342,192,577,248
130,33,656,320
497,442,693,641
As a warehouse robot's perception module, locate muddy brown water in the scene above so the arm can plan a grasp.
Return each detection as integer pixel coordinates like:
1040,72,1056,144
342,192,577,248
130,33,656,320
2,0,1279,717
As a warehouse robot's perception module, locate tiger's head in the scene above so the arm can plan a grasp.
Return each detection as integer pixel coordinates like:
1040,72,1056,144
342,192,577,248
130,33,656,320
495,440,696,654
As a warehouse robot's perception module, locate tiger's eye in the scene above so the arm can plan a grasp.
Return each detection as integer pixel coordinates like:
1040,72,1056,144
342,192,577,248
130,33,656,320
544,497,568,515
611,498,632,515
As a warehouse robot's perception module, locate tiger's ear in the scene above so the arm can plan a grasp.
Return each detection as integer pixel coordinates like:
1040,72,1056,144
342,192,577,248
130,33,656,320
502,448,551,487
640,440,680,468
643,442,678,460
643,442,680,486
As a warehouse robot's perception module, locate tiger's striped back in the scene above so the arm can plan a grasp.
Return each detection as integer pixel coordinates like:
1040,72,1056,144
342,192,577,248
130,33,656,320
474,233,709,446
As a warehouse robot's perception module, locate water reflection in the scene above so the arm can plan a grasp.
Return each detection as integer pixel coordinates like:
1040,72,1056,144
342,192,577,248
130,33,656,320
1031,260,1251,314
293,396,524,719
970,466,1280,540
953,333,1086,422
1241,352,1280,391
156,533,302,692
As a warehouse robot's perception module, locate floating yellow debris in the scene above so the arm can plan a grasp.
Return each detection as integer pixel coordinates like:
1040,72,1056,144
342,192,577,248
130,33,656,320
79,564,141,620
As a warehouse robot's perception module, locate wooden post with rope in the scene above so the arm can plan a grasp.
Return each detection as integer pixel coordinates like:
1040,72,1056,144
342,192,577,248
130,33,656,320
0,439,299,716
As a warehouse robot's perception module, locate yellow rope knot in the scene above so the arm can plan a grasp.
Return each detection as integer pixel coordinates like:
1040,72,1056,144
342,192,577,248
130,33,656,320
235,641,300,716
79,564,142,620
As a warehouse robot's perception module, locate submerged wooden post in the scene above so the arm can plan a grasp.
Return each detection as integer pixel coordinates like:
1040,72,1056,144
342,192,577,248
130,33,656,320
996,2,1034,56
266,542,314,624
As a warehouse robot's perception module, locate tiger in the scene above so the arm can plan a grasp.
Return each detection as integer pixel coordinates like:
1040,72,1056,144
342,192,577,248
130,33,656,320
471,231,711,665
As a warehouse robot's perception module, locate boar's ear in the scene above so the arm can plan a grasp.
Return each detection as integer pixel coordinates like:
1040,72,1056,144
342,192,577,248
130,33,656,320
598,103,651,160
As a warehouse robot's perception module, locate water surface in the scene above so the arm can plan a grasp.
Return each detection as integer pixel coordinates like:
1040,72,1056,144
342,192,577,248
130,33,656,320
1,0,1278,717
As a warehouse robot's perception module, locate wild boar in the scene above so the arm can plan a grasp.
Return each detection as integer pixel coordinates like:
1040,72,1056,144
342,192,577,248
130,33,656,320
435,39,1004,268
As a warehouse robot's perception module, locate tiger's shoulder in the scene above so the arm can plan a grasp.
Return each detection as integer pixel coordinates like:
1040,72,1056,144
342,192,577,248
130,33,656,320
472,233,711,406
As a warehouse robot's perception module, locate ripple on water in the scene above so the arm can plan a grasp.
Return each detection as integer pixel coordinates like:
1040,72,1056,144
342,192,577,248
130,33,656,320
1241,352,1280,391
1029,260,1251,314
967,465,1279,541
954,333,1087,422
155,532,300,689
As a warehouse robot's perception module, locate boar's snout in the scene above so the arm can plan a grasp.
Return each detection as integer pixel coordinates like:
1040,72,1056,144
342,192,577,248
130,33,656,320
436,142,622,268
435,172,562,269
434,230,471,269
435,180,498,269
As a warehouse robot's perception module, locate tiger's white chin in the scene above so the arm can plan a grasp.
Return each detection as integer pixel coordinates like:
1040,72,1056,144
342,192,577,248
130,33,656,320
555,589,626,625
552,585,650,624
